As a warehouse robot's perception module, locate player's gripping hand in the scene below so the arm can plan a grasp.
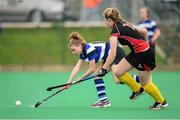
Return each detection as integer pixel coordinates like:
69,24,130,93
61,84,71,90
77,77,82,82
97,68,108,77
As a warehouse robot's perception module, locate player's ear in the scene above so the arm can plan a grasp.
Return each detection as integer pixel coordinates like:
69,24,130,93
75,44,79,47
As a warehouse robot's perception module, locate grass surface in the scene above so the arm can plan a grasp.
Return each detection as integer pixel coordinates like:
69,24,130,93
0,27,109,65
0,27,165,65
0,71,179,119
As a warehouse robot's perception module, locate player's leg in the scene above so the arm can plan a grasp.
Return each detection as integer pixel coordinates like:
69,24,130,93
111,46,140,84
111,69,121,84
111,46,143,100
131,74,141,83
111,65,140,84
138,71,168,110
138,47,168,110
112,66,144,100
113,58,143,100
91,76,111,108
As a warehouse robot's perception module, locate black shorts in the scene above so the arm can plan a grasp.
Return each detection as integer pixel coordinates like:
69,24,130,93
103,46,126,65
125,48,156,71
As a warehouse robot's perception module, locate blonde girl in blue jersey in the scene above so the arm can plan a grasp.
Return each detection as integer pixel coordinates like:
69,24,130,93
65,32,144,108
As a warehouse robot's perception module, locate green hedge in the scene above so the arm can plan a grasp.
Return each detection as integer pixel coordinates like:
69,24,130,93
0,27,165,65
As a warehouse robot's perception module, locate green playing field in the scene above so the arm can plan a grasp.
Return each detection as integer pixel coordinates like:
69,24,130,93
0,71,180,119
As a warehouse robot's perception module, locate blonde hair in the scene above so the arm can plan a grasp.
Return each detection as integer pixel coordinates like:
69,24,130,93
140,6,150,18
68,32,86,47
103,7,122,22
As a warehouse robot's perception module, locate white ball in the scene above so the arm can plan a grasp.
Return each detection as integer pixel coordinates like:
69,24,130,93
15,100,21,106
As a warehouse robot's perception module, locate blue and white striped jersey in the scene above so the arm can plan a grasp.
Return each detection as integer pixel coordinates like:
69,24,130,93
137,19,158,42
80,42,110,63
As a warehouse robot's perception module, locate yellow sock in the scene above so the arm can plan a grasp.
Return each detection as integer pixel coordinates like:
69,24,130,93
144,81,164,103
119,73,141,92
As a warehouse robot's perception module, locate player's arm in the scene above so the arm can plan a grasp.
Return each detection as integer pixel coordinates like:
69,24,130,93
137,27,148,41
94,61,112,75
94,63,103,74
102,37,118,69
78,59,97,80
67,59,83,83
151,28,160,43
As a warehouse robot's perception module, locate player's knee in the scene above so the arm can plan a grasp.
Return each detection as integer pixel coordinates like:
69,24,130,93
114,71,123,78
114,78,121,84
112,73,121,84
114,78,124,84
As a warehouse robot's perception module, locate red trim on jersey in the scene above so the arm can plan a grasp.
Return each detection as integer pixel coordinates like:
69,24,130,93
120,36,149,53
143,64,151,71
110,33,120,38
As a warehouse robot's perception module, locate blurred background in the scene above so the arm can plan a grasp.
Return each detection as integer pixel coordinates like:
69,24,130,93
0,1,180,119
0,0,180,71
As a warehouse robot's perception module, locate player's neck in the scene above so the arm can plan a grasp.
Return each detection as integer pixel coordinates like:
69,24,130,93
141,18,148,22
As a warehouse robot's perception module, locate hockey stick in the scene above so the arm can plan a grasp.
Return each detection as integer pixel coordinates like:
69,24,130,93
35,74,95,108
46,74,95,91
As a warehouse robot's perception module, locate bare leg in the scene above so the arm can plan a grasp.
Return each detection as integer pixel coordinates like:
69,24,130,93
113,58,142,97
138,71,151,86
111,65,121,84
114,58,133,77
138,70,165,106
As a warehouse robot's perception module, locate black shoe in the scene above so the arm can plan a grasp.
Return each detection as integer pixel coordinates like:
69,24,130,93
129,87,144,100
161,100,168,108
149,100,168,110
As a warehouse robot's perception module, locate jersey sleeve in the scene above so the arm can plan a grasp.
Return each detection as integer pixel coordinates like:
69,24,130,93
151,21,158,31
86,46,98,61
110,26,120,38
79,54,84,60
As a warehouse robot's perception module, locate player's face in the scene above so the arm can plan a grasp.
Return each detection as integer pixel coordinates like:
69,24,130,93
105,18,114,27
139,8,148,20
70,45,82,55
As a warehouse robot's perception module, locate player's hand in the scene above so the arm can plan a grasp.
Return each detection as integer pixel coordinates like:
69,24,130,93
75,77,82,84
61,81,72,89
97,68,107,77
150,39,155,45
77,77,82,81
61,84,71,90
61,86,68,90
